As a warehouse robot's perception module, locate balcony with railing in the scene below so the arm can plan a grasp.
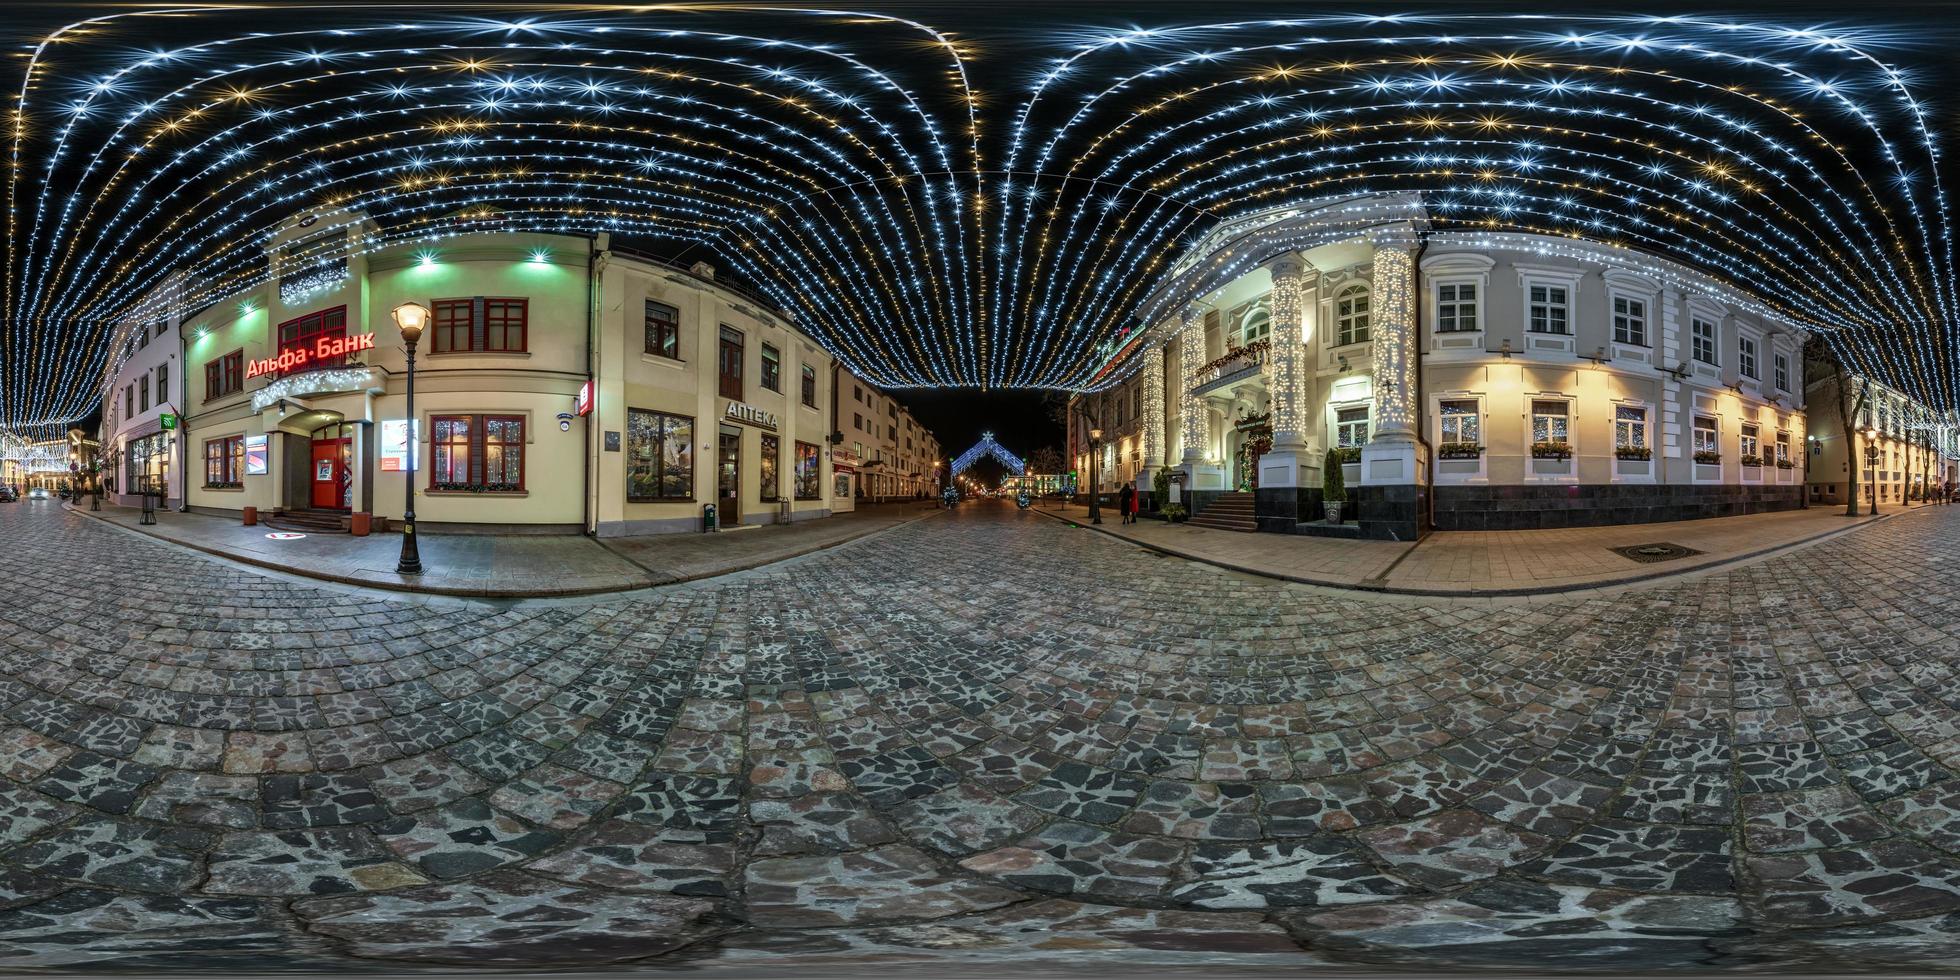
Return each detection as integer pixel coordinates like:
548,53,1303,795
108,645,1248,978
1189,340,1270,397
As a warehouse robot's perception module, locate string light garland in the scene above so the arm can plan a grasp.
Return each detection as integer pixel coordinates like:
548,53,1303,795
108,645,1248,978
950,431,1025,477
0,8,1956,440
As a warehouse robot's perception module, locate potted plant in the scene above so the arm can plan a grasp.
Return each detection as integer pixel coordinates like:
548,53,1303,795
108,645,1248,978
1438,441,1484,460
1614,445,1653,460
1693,449,1722,464
1776,458,1795,470
1740,453,1764,467
1152,466,1172,511
1322,447,1347,524
1162,502,1187,523
1531,441,1572,460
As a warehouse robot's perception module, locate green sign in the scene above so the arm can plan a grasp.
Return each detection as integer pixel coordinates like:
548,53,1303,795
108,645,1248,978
159,413,178,430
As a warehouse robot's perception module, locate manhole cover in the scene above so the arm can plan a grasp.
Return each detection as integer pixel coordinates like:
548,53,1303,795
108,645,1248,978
1609,542,1703,564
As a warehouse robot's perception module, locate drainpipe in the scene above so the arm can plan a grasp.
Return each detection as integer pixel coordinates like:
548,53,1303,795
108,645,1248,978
583,233,596,537
176,302,189,512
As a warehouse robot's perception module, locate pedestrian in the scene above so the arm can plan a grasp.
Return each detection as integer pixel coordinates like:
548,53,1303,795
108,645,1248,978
1119,481,1136,525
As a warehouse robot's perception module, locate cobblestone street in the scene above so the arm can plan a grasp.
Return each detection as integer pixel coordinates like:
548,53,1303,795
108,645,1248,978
3,498,1960,973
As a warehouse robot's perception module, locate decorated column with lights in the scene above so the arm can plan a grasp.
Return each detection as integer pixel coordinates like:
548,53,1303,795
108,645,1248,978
1359,230,1425,537
1178,304,1210,484
1249,255,1311,530
1139,343,1166,506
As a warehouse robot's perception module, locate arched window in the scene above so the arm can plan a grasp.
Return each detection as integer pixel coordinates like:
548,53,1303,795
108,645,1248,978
1336,285,1370,346
1239,306,1271,346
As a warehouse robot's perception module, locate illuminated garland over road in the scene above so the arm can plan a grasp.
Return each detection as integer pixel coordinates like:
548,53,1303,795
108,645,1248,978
3,7,1956,436
951,431,1025,477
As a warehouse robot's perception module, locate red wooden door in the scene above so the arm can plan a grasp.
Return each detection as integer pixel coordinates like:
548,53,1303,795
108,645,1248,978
310,438,349,508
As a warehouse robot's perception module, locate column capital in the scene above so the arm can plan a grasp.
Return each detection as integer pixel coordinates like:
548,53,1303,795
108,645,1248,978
1365,224,1423,253
1262,252,1307,280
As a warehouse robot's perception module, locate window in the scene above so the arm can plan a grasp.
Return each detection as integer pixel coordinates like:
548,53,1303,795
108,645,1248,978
854,385,863,403
1776,432,1791,464
125,385,134,418
1439,400,1480,444
1240,307,1271,346
760,434,780,501
140,378,149,412
1612,296,1647,346
1691,317,1717,365
888,424,897,441
431,297,528,353
205,350,244,402
626,409,694,501
1335,406,1369,448
1693,415,1719,454
155,363,168,406
1741,423,1760,462
1615,405,1648,449
429,415,525,491
761,344,782,392
1531,400,1570,446
801,365,817,408
1739,335,1759,379
718,325,744,399
138,329,149,351
1336,285,1372,344
854,412,863,431
277,306,349,373
1774,353,1790,392
794,441,821,500
203,436,244,487
1528,284,1569,335
1436,283,1477,333
644,300,680,359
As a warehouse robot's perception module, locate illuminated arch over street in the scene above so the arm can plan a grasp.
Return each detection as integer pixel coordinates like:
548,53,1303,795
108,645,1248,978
950,432,1025,478
3,7,1957,435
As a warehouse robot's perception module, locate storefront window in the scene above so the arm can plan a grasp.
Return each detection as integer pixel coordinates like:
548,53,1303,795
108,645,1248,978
127,432,170,494
432,417,472,487
794,441,820,500
627,408,694,501
203,436,243,488
1531,400,1570,446
759,434,780,501
429,415,524,491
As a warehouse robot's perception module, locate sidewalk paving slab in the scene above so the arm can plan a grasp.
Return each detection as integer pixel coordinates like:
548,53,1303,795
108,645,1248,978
70,500,942,598
1037,499,1925,596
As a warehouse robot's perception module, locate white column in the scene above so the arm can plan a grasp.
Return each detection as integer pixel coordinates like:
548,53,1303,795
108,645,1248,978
1255,255,1309,489
1179,304,1206,468
1361,233,1421,484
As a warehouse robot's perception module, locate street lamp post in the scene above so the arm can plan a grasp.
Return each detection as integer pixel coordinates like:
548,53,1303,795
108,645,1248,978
392,301,430,575
1864,427,1880,516
1088,426,1104,525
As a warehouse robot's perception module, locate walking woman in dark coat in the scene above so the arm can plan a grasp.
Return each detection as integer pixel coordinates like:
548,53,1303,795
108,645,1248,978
1119,482,1137,525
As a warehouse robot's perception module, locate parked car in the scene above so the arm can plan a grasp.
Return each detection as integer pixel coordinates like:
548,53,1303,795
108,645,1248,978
0,486,17,502
28,487,49,500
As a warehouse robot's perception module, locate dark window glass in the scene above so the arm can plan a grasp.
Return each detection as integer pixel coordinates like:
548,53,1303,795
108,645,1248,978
801,365,817,407
626,408,695,501
761,344,781,392
645,301,680,359
760,434,780,501
718,326,744,399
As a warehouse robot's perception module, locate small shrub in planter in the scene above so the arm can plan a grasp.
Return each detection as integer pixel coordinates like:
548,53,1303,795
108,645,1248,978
1530,441,1572,460
1614,446,1653,461
1739,454,1764,467
1331,446,1362,464
1437,442,1484,460
1693,450,1722,464
1776,459,1796,469
1321,447,1347,523
1161,503,1187,523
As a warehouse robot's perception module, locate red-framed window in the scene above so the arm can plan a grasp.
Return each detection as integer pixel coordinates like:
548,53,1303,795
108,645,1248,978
645,300,680,359
430,297,528,353
429,414,525,491
203,435,243,487
276,306,348,374
718,325,744,399
204,350,244,402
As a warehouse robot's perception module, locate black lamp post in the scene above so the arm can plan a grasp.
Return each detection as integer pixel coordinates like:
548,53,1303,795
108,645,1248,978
1864,427,1881,516
392,301,430,575
1088,426,1104,525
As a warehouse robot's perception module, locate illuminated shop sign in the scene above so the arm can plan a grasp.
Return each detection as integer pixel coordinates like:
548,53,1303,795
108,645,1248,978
575,380,594,417
724,401,777,430
379,419,419,472
246,332,376,379
244,435,268,475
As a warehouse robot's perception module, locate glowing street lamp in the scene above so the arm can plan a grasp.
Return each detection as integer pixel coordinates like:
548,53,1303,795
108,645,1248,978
392,301,430,575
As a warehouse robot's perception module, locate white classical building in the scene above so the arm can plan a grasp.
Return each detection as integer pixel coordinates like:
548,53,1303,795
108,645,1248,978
1076,193,1813,538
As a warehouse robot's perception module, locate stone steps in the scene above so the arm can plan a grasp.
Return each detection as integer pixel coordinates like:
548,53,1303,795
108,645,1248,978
1188,491,1257,532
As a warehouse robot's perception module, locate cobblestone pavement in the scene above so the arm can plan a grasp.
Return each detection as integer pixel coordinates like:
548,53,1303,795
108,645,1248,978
3,498,1960,973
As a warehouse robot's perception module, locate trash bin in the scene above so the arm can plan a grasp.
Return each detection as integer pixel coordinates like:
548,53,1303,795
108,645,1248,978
702,502,718,533
350,512,371,537
242,506,257,526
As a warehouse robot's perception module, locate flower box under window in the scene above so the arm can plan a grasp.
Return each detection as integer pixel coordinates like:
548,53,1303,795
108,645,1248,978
1531,441,1572,460
1330,446,1362,464
432,481,522,494
1776,459,1796,470
203,481,242,490
1614,446,1652,460
1740,454,1764,467
1437,442,1484,460
1693,450,1722,464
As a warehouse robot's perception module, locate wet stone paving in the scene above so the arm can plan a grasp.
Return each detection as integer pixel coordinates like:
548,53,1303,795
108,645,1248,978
2,500,1960,973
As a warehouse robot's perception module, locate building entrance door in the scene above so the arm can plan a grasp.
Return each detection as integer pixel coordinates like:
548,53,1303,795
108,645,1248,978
310,423,353,510
717,424,741,525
